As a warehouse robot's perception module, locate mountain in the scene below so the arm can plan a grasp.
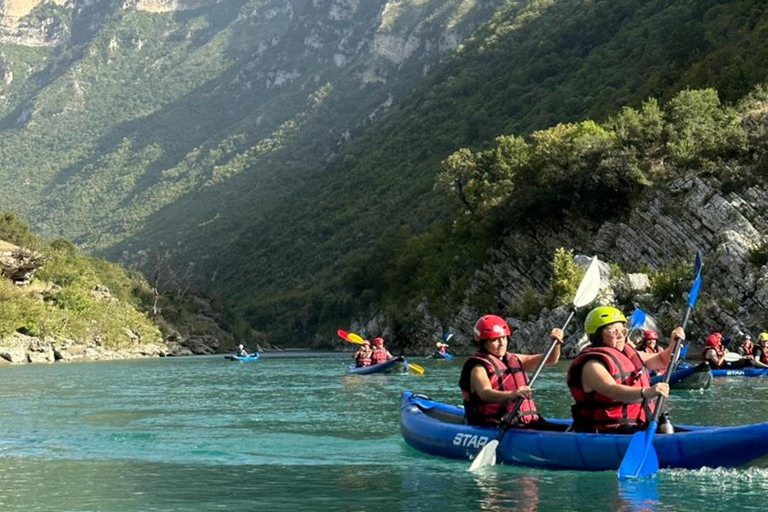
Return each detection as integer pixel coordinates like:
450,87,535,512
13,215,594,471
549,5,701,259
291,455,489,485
1,0,767,347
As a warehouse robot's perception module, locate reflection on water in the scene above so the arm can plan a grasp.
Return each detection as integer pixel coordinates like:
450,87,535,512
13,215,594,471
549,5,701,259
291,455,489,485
472,470,540,511
618,479,659,512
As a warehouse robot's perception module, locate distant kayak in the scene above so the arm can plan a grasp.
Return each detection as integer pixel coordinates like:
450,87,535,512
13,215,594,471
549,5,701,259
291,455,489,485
225,353,260,362
432,351,454,360
400,391,768,472
650,361,712,389
348,356,404,375
711,367,768,377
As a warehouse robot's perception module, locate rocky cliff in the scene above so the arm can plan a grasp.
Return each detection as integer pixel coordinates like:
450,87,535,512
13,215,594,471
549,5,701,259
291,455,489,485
0,0,70,46
349,98,768,357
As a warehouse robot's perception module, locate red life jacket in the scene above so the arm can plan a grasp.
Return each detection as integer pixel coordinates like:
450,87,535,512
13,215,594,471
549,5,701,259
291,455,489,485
371,347,389,364
739,344,754,357
458,350,539,427
641,345,662,354
701,344,725,362
355,351,371,367
567,344,653,432
761,349,768,366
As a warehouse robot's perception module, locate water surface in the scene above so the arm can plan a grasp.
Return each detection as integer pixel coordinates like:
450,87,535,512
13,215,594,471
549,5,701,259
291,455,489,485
1,353,766,511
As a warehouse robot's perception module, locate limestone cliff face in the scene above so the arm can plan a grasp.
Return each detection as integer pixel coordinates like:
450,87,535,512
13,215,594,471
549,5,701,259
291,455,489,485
392,103,768,357
437,173,768,356
128,0,219,12
0,0,70,46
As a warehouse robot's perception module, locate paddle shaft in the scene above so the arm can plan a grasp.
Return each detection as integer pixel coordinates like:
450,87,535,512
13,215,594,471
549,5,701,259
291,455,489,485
500,310,574,427
650,305,692,422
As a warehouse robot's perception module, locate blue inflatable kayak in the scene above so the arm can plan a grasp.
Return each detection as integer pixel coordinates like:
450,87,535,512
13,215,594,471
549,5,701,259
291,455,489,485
348,356,405,375
711,367,768,377
225,353,260,362
650,361,712,389
432,352,454,360
400,391,768,472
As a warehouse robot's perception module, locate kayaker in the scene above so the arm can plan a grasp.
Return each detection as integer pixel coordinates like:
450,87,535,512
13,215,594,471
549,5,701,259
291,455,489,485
567,306,682,433
702,332,727,368
370,337,393,364
736,333,756,361
754,333,768,368
353,340,372,367
436,341,449,355
638,330,663,354
458,314,564,429
236,344,251,357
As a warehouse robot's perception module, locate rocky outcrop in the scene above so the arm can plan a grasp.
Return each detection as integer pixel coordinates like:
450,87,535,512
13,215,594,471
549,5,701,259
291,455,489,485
0,239,43,284
128,0,220,12
430,170,768,357
0,0,71,46
0,327,222,363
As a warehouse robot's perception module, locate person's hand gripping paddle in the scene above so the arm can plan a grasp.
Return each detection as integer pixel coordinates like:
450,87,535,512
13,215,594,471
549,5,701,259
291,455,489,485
469,256,602,471
618,251,702,479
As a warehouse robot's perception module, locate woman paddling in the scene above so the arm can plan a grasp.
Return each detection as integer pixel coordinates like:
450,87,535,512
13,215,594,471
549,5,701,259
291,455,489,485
753,333,768,368
567,306,683,433
458,314,564,429
370,337,393,364
353,340,372,367
638,330,663,354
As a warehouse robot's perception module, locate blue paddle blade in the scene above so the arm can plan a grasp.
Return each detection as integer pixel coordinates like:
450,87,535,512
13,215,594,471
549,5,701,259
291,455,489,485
687,273,702,308
679,345,688,360
618,421,660,479
694,250,703,277
629,309,647,330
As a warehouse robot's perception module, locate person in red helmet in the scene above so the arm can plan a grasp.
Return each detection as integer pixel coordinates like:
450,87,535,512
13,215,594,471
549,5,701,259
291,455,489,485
370,337,393,364
702,332,727,368
638,330,663,354
458,314,564,429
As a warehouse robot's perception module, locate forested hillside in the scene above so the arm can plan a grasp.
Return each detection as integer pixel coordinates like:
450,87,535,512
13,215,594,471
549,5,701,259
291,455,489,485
1,0,767,346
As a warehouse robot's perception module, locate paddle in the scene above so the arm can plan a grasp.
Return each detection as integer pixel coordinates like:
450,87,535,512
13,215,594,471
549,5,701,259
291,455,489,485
406,360,425,375
337,329,355,343
469,255,602,471
724,351,742,363
618,250,702,480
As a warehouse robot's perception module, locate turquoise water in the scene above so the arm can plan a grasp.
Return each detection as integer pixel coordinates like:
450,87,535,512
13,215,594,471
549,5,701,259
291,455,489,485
1,353,767,511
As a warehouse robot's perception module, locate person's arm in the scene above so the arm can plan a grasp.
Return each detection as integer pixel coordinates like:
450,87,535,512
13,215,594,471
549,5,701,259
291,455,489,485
519,328,564,371
702,347,724,366
581,360,669,402
639,326,684,371
470,365,532,404
753,349,768,368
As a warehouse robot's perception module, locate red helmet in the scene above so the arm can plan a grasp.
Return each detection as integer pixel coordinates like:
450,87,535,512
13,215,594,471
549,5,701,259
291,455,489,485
706,332,723,347
643,330,658,340
473,315,511,341
373,337,384,346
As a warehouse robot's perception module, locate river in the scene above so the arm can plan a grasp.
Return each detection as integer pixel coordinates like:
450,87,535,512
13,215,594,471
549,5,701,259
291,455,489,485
0,353,766,511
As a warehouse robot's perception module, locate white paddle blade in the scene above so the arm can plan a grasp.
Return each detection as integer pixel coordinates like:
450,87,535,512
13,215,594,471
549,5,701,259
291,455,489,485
469,440,498,471
724,351,741,362
573,256,601,308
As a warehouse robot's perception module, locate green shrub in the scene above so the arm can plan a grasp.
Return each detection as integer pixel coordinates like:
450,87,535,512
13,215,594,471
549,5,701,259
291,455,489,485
549,247,582,307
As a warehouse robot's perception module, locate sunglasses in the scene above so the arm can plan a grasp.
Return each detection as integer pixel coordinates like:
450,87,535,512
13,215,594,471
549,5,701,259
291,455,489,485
603,326,628,338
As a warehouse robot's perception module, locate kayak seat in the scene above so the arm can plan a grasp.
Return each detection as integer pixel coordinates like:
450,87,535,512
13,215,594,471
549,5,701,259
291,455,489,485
413,401,465,425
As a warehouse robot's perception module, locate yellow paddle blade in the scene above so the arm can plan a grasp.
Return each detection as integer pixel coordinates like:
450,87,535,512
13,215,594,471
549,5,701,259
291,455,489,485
347,332,365,344
408,362,425,375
